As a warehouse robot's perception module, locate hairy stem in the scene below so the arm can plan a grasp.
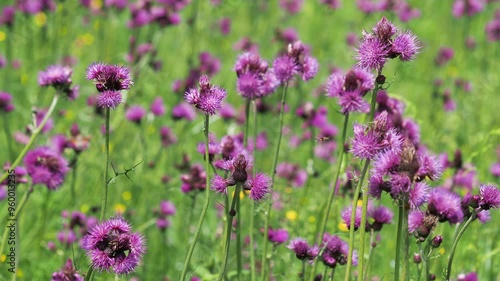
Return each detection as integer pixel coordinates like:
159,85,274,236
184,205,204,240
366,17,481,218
180,114,211,281
218,184,241,281
0,94,60,183
261,82,288,281
445,212,476,280
99,108,111,222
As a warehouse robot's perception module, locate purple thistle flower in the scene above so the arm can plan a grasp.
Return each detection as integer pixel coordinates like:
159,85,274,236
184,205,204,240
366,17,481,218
245,173,271,201
125,105,146,124
409,182,430,209
321,234,353,267
356,17,420,71
368,205,393,231
341,206,364,230
51,259,83,281
24,146,69,190
39,65,73,88
0,6,15,27
184,75,227,115
435,47,454,66
391,31,420,61
485,11,500,42
279,0,304,14
428,188,464,224
452,0,485,18
490,162,500,177
81,217,145,275
160,126,177,147
35,108,54,133
211,174,231,194
150,97,166,116
457,272,478,281
57,229,77,245
276,162,308,188
172,102,196,121
408,210,425,233
268,228,289,244
159,201,176,216
273,55,298,84
287,238,318,261
356,36,389,72
0,92,14,113
97,90,122,109
325,68,375,114
180,164,207,193
478,183,500,210
86,62,132,92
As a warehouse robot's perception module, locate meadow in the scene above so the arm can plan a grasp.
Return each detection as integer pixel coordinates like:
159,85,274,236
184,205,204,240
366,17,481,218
0,0,499,280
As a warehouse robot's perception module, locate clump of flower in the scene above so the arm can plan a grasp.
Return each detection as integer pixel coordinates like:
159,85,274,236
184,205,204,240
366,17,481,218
185,75,227,115
24,146,69,190
356,17,420,72
485,10,500,42
435,47,454,66
234,52,279,99
86,62,132,108
125,105,146,124
452,0,484,18
321,234,357,268
39,65,79,100
51,259,83,281
154,200,176,231
273,40,319,83
0,92,14,113
81,217,145,274
276,162,308,188
369,142,442,209
211,153,271,201
325,68,374,114
350,111,403,160
268,227,289,245
287,237,319,263
180,164,207,193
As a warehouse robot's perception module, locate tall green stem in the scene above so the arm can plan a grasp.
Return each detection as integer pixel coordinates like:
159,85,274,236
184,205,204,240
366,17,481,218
261,83,288,281
344,159,370,281
180,114,211,281
309,113,349,281
249,100,258,281
218,184,241,280
0,184,33,259
2,114,14,161
0,94,59,183
70,156,78,207
445,213,476,280
394,202,405,281
354,82,381,281
99,108,110,222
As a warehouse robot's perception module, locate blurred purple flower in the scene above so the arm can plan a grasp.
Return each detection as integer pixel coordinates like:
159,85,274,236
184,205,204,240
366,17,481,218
24,146,69,190
51,259,83,281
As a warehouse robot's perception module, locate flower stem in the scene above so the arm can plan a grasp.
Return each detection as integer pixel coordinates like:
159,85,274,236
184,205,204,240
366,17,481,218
394,202,404,281
99,107,111,222
70,156,78,207
250,100,258,281
84,265,94,281
2,114,14,161
363,230,375,281
309,113,349,281
218,184,241,281
261,82,289,281
354,82,381,281
445,212,476,280
0,94,59,183
344,158,370,281
0,184,33,260
180,114,211,281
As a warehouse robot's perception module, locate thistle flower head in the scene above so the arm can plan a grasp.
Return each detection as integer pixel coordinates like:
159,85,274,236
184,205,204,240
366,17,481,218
185,75,227,115
51,259,83,281
478,183,500,210
81,217,145,275
86,62,132,92
24,146,69,190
